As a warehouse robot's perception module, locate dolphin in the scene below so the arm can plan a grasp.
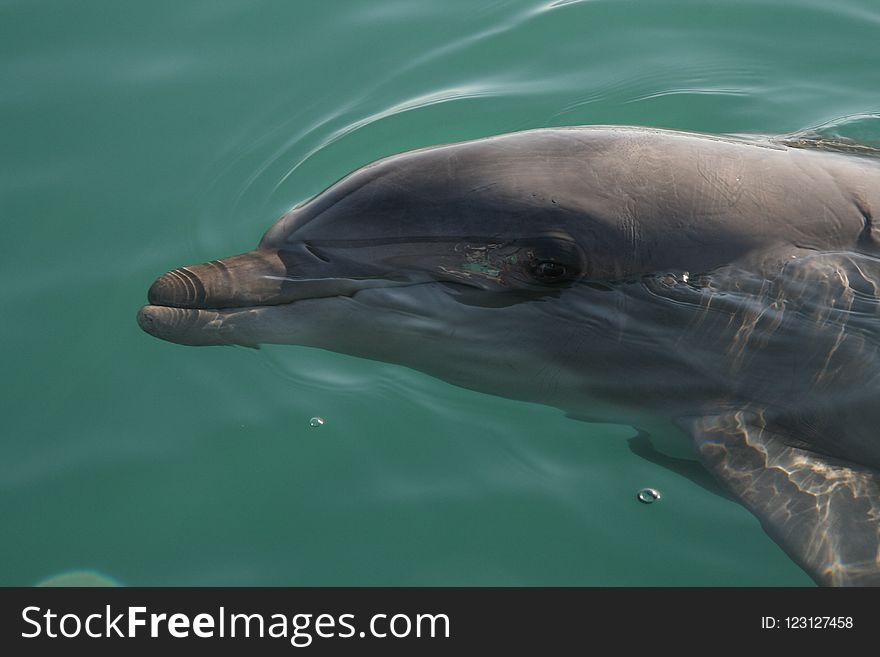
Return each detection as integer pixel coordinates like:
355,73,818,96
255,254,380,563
138,125,880,586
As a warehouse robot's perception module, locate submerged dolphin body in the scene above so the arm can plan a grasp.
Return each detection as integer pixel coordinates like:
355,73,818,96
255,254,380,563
138,126,880,585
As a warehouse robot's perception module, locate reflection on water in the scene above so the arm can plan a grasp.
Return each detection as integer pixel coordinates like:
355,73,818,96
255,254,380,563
36,571,121,588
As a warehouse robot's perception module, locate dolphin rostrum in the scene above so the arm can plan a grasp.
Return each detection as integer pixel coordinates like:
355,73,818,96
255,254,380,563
138,126,880,585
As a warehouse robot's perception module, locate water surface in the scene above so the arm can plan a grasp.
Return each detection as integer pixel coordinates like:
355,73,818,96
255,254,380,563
4,0,880,586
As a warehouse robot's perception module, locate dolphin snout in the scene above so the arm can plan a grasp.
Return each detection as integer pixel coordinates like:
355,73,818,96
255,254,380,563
148,267,206,307
147,250,287,309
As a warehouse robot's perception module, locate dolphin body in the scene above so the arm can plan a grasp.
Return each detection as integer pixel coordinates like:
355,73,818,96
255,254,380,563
138,126,880,586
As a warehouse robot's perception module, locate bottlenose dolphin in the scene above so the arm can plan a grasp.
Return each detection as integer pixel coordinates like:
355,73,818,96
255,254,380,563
138,126,880,586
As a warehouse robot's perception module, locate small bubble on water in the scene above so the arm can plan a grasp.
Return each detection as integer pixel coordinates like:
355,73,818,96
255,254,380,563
309,416,325,428
637,488,661,504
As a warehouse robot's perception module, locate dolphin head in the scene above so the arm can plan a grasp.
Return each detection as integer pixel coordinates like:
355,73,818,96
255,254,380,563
137,129,746,408
140,136,601,326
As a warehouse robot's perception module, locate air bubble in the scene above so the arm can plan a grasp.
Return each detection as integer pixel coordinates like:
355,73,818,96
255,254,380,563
309,417,325,428
637,488,661,504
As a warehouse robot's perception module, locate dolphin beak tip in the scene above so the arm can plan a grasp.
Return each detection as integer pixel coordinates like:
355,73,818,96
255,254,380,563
147,268,204,308
146,276,166,306
136,304,201,344
136,304,163,339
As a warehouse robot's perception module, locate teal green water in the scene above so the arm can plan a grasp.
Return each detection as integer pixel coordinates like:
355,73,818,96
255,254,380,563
4,0,879,586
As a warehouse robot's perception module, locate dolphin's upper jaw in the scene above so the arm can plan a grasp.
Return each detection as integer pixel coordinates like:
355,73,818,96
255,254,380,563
137,244,460,346
145,250,293,311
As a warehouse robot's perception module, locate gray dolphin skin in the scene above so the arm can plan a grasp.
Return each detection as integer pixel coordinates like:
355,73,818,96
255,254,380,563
138,126,880,586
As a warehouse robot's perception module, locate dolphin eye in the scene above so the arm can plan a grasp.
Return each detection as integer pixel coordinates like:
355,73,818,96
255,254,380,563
532,260,568,282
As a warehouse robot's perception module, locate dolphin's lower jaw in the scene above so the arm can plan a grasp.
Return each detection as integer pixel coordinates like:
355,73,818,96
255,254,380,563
136,305,240,346
137,281,464,347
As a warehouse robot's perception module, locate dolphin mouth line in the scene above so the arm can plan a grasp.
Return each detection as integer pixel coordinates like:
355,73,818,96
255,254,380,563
143,278,479,313
136,279,481,344
141,284,370,317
